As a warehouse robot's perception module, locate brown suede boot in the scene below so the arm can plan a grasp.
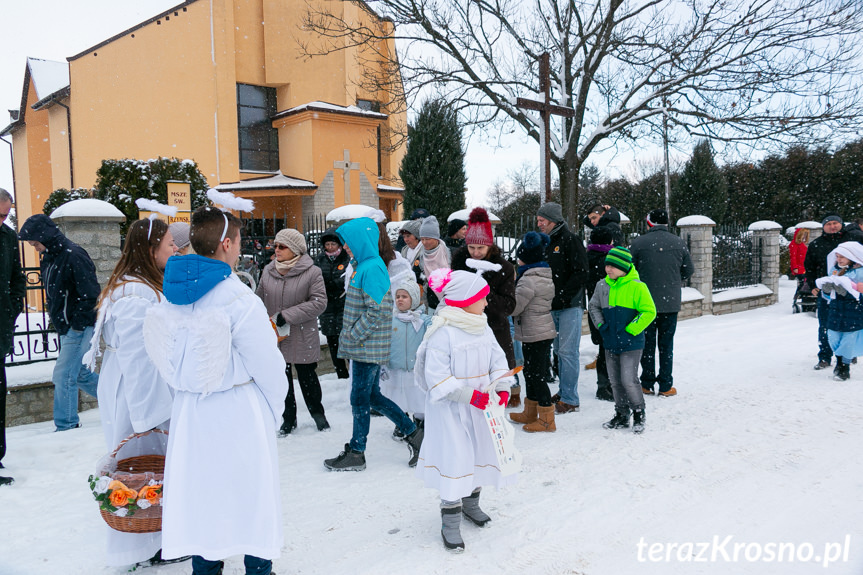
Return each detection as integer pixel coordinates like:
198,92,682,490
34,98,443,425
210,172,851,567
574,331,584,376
509,398,538,425
507,385,521,408
523,405,556,432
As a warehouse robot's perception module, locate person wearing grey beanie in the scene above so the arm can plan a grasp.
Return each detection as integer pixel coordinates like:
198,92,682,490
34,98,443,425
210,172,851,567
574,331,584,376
168,222,194,255
537,202,565,225
416,216,450,310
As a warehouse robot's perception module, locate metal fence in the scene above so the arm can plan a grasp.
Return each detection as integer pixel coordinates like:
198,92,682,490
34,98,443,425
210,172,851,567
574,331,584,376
712,223,762,293
238,213,330,287
6,243,58,365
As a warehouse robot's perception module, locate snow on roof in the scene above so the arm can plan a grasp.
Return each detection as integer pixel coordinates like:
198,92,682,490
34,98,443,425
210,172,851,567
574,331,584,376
676,215,716,226
274,101,388,120
712,284,773,302
50,199,125,220
747,220,782,232
448,208,501,224
326,204,379,222
216,172,316,191
377,185,405,192
27,58,69,101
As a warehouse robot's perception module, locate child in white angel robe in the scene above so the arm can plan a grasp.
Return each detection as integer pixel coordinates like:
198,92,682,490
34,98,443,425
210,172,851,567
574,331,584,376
414,266,518,551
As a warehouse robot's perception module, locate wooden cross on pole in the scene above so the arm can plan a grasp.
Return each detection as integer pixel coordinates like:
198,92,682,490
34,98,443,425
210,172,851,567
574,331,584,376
516,53,574,204
334,149,361,203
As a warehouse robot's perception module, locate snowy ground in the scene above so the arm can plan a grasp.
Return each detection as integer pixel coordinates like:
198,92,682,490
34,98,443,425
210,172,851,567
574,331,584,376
2,278,862,575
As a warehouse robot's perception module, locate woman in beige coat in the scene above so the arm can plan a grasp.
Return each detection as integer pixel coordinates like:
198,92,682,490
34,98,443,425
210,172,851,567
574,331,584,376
509,232,558,432
256,228,329,434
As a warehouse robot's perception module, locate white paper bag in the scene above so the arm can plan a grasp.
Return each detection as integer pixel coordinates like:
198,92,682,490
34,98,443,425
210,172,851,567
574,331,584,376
483,394,522,476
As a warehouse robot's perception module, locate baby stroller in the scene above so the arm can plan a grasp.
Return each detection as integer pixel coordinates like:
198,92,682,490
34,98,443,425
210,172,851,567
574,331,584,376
792,275,817,314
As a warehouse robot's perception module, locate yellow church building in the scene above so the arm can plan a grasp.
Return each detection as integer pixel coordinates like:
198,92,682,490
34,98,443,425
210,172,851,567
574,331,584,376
1,0,406,231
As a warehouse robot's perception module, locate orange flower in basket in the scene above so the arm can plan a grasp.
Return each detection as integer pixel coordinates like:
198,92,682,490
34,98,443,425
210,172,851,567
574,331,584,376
108,479,129,492
138,484,162,505
109,488,131,507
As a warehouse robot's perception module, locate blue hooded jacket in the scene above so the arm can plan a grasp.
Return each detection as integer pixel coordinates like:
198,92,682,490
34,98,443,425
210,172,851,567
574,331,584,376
163,254,233,305
18,214,100,335
337,217,389,304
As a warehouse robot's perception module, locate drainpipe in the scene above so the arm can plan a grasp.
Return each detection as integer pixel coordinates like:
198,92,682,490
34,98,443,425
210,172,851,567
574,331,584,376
51,98,74,189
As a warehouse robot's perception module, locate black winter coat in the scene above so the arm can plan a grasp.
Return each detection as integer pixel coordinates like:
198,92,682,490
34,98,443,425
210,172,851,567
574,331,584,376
804,229,863,290
545,222,589,311
18,215,99,336
0,224,26,356
314,248,350,337
629,225,694,314
452,245,517,368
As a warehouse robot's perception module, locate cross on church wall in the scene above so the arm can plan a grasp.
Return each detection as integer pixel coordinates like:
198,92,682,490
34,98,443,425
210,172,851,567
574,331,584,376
334,149,361,204
516,52,574,204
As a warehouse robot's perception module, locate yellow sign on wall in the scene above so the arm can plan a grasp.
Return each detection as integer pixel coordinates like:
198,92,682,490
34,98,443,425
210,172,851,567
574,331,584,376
167,181,191,223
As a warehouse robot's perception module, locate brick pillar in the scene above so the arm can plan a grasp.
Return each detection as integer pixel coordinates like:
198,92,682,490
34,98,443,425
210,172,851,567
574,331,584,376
749,220,782,305
50,199,125,287
677,216,716,315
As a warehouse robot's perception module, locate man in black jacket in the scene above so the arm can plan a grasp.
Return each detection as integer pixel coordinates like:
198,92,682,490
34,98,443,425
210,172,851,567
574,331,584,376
18,214,100,431
805,215,863,370
582,203,625,246
537,202,589,413
0,189,26,485
630,209,694,397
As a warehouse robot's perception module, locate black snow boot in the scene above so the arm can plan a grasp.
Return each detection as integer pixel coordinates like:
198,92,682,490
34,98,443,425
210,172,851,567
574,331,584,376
603,410,630,429
441,505,465,552
461,488,491,527
632,409,645,434
595,387,615,402
312,413,330,431
834,358,851,381
324,444,366,471
405,426,424,467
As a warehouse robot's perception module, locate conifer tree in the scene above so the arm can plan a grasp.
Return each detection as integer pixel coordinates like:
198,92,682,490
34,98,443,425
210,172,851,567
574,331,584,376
399,99,466,227
672,140,727,223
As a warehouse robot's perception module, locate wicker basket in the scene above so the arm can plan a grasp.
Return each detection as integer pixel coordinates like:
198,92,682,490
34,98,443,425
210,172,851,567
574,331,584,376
95,429,167,534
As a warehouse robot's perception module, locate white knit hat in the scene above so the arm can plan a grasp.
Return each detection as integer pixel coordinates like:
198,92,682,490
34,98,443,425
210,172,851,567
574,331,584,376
428,258,501,308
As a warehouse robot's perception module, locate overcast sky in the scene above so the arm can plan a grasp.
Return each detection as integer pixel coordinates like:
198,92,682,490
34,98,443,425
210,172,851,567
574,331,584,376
0,0,660,212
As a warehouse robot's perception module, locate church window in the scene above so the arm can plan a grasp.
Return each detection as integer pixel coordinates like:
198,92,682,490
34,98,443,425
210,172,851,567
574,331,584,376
237,84,279,172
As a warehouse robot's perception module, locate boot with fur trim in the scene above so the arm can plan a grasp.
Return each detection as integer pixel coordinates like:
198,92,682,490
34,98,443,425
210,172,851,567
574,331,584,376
523,405,556,432
509,398,538,425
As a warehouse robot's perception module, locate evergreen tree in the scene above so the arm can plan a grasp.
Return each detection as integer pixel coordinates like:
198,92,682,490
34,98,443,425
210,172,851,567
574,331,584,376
399,99,466,227
42,188,93,217
672,140,727,223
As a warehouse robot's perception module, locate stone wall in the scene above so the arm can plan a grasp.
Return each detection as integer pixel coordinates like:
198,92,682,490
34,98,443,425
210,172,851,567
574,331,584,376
711,293,775,316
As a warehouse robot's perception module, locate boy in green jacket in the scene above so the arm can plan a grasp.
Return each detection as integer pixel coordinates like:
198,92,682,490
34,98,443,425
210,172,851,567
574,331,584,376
588,247,656,433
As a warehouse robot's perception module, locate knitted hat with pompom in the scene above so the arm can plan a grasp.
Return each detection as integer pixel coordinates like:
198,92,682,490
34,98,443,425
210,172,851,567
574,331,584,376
464,207,494,246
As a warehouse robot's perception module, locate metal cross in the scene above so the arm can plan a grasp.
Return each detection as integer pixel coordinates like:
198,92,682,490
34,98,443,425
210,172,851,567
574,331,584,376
516,52,574,204
334,149,361,203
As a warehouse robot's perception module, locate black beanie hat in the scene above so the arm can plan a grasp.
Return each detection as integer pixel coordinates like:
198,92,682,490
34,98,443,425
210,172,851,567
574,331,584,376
516,231,550,265
647,208,669,226
447,218,467,237
589,226,613,245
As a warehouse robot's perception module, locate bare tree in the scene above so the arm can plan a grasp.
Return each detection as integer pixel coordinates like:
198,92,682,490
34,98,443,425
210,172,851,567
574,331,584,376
302,0,863,222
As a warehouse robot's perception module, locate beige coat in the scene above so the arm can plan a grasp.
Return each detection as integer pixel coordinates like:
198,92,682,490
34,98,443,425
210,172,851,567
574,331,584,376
511,266,557,343
256,254,327,364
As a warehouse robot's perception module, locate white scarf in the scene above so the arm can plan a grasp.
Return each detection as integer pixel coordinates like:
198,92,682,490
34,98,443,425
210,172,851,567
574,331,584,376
421,242,450,277
424,305,488,340
396,309,426,332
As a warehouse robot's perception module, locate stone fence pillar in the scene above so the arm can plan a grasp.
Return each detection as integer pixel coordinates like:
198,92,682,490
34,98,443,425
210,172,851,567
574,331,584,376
677,216,716,315
749,220,782,305
50,199,125,286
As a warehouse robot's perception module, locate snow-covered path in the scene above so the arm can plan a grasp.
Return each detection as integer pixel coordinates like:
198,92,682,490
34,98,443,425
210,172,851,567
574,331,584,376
2,279,861,574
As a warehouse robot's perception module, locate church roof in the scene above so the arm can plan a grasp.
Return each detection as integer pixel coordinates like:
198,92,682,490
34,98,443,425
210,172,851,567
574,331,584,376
1,58,70,136
216,172,317,192
273,101,388,121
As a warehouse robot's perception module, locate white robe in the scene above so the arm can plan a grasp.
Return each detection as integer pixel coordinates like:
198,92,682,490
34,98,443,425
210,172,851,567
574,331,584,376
144,275,288,561
414,325,518,501
95,280,173,566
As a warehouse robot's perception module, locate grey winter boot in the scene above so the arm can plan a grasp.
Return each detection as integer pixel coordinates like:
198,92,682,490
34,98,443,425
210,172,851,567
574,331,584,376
632,409,646,434
441,505,465,552
461,488,491,527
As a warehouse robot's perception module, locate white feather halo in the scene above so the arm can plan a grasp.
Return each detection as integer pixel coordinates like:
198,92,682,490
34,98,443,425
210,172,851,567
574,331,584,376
466,257,502,274
206,188,255,213
135,198,178,219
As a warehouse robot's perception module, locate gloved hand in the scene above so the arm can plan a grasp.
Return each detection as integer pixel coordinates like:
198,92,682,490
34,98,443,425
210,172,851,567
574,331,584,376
469,390,490,410
497,391,510,406
275,313,287,327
